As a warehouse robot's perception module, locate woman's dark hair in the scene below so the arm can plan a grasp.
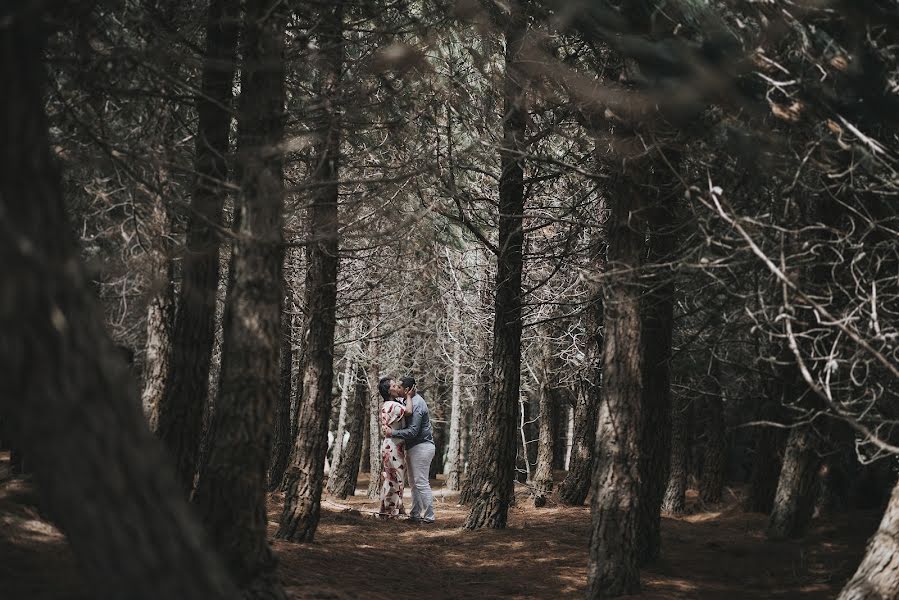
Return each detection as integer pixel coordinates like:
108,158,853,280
378,376,393,402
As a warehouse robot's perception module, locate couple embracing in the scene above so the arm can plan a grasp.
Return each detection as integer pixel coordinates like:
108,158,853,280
377,376,436,524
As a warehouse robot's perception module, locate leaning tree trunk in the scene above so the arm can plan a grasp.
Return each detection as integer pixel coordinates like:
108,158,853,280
444,332,464,491
462,2,527,530
837,479,899,600
636,195,677,565
558,190,606,507
662,394,692,515
328,364,368,499
586,175,645,599
699,357,727,505
767,424,821,540
156,0,240,495
277,2,343,542
0,8,238,597
533,337,556,507
190,1,287,597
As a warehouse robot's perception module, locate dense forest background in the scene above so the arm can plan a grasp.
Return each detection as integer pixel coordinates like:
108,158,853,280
1,0,898,598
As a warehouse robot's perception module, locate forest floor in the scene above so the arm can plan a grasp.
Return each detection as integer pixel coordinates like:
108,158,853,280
0,453,880,599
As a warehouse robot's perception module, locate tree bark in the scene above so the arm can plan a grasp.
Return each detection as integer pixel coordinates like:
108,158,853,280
586,177,645,599
277,2,343,542
462,3,527,530
328,364,368,499
190,1,287,596
767,424,821,540
156,0,240,495
0,7,238,596
636,196,677,565
837,479,899,600
662,394,692,515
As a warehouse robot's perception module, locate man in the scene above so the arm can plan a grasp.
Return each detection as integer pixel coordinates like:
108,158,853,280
382,376,435,524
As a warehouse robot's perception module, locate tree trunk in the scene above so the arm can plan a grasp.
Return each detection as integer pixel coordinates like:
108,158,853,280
636,197,677,565
586,177,645,599
837,479,899,600
0,8,238,596
462,3,527,530
277,2,343,542
328,364,368,499
767,424,821,540
662,394,692,515
140,197,175,433
190,2,287,597
156,0,239,495
816,421,854,517
533,338,556,507
365,310,382,500
430,382,448,479
459,267,493,505
558,200,606,506
699,358,727,505
744,398,787,514
330,326,359,478
268,308,296,491
444,334,464,490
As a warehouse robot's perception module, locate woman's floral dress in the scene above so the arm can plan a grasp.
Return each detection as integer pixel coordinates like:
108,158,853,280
379,399,407,516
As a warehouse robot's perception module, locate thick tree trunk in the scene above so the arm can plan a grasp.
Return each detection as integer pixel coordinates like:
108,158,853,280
0,9,238,596
190,2,287,597
662,394,692,515
444,335,464,490
586,177,645,599
837,479,899,600
156,0,239,495
328,364,367,499
636,197,677,565
462,3,527,530
699,359,727,505
558,200,606,506
767,424,821,540
277,2,343,542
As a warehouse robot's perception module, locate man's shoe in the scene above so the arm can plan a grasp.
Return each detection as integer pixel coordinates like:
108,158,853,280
420,519,435,525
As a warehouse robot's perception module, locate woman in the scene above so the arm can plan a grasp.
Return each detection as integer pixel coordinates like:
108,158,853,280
377,377,413,516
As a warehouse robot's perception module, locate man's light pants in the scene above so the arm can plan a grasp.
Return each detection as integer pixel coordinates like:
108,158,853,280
406,442,436,522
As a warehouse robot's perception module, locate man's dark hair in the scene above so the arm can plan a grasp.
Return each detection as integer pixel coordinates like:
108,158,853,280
378,376,393,402
400,376,416,390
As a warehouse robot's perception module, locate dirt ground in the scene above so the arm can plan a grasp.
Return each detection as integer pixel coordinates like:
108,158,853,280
0,453,879,599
